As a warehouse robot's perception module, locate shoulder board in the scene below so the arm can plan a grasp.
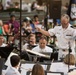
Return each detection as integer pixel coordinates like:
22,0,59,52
70,26,74,28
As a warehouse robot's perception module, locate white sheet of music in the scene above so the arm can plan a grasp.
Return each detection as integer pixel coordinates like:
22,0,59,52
47,73,61,75
21,64,34,75
49,62,65,72
21,63,47,75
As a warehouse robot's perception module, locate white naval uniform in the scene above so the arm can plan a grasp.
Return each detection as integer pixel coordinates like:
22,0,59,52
5,67,21,75
48,24,76,59
32,45,53,53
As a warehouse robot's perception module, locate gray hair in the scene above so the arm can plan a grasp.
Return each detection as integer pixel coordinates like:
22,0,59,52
61,14,70,22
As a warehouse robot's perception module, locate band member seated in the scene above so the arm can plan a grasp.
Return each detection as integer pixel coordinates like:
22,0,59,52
31,64,45,75
50,54,76,75
22,33,37,50
5,55,21,75
21,34,37,61
32,35,53,53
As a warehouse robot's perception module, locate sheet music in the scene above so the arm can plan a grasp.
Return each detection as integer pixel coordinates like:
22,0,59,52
21,63,47,75
21,64,34,75
50,62,64,71
50,62,68,75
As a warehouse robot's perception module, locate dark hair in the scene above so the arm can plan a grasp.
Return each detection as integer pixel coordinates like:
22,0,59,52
32,64,45,75
34,15,38,18
10,55,20,67
10,14,15,18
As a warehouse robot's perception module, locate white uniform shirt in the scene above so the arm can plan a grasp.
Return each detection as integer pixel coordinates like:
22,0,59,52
22,43,37,51
32,45,52,53
48,24,76,54
22,43,28,50
0,43,7,47
5,67,21,75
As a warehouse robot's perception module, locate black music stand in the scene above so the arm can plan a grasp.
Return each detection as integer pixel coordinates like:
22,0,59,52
45,71,64,75
38,52,58,62
0,58,5,75
50,52,58,61
20,51,32,61
0,47,14,60
68,42,72,72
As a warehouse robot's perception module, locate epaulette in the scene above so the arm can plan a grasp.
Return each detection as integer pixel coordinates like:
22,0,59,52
70,26,74,28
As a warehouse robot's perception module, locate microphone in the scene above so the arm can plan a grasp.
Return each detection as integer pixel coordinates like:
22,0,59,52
68,42,72,53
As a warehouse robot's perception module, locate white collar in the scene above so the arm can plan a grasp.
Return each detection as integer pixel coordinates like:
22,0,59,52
60,24,71,30
11,66,18,72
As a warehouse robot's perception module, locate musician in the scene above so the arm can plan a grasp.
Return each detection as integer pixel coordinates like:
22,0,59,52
5,55,21,75
50,54,76,75
22,33,37,50
21,34,37,61
31,64,45,75
32,35,52,52
36,14,76,59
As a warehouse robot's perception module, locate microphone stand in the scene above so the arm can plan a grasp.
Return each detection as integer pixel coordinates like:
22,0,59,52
68,42,72,72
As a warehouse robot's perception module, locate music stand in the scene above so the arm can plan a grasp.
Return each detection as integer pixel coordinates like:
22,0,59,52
25,70,64,75
0,58,5,75
45,71,64,75
21,61,49,75
50,52,58,61
0,47,14,59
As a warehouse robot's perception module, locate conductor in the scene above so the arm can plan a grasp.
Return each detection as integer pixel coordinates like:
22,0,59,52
36,14,76,59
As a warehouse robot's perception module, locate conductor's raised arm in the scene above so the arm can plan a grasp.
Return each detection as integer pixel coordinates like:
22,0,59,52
36,26,50,36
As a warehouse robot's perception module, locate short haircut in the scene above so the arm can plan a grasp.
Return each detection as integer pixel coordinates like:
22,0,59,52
39,35,47,41
61,14,70,22
34,15,38,18
10,55,20,67
10,14,15,18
